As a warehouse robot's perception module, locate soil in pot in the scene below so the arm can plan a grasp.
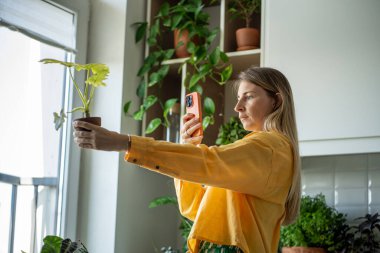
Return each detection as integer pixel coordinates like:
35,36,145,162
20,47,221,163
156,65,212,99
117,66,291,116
73,117,101,131
236,27,260,51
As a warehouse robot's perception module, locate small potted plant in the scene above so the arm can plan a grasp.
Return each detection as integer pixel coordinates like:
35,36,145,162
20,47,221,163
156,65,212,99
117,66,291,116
280,194,348,253
228,0,261,51
40,59,109,130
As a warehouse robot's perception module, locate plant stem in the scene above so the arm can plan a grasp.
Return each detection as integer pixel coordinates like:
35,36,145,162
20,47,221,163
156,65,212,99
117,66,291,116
69,69,86,106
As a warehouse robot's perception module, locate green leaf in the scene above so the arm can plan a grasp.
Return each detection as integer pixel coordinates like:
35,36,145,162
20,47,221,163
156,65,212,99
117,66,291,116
39,58,75,68
202,115,212,130
136,79,146,98
163,98,178,118
144,95,158,110
220,64,233,84
148,196,178,208
145,118,162,134
53,110,67,131
171,14,182,29
41,235,62,253
210,47,221,65
158,2,170,17
134,22,147,43
163,49,175,60
189,74,203,89
220,50,229,62
133,105,145,121
190,84,203,94
204,97,215,115
123,101,132,115
186,41,196,54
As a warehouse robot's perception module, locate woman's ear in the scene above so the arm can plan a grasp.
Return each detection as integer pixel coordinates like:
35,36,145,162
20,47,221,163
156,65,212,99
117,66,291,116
274,92,283,109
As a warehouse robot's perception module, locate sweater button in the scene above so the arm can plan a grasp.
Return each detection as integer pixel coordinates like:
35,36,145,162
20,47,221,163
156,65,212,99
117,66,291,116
133,159,137,163
155,165,160,169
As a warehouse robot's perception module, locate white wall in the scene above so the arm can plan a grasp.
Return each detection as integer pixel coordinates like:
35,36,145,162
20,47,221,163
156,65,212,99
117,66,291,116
263,0,380,156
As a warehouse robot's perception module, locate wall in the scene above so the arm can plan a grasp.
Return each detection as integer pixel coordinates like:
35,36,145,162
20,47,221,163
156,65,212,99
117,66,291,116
302,153,380,220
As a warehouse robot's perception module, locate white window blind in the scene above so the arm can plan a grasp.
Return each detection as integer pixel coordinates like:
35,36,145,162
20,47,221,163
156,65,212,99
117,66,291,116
0,0,76,52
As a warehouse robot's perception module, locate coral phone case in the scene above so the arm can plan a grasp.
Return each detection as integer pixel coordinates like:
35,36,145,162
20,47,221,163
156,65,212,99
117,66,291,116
185,92,203,137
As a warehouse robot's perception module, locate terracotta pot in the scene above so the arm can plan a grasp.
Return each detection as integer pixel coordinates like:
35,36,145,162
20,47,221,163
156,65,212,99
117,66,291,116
236,27,260,51
73,117,101,131
174,29,198,58
282,247,326,253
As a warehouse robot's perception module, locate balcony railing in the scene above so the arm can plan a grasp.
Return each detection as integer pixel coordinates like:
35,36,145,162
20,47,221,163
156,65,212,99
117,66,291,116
0,172,58,253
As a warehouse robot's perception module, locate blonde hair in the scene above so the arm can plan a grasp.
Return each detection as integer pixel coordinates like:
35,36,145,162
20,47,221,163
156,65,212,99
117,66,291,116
234,66,301,225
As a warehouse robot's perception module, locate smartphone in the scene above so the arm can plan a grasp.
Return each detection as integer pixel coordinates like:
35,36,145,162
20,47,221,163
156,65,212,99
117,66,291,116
185,92,203,137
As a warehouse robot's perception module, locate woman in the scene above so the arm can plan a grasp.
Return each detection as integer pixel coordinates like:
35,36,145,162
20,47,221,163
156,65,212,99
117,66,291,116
73,67,301,253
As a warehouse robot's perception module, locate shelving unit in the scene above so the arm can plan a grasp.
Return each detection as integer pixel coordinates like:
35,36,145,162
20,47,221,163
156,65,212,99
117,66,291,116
143,0,263,146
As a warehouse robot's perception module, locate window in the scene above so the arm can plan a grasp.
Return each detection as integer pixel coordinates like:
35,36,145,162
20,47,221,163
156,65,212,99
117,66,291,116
0,0,89,252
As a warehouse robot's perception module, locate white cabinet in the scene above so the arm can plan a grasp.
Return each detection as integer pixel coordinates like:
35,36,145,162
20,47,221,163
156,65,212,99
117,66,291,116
263,0,380,156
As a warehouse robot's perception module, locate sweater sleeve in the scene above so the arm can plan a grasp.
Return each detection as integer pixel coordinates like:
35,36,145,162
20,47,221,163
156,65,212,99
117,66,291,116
174,179,205,221
125,132,293,199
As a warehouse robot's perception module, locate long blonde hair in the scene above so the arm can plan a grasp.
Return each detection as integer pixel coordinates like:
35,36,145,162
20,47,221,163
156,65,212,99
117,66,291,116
235,66,301,225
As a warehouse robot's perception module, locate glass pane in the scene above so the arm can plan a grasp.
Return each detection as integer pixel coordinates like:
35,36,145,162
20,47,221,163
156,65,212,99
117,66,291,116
0,26,67,178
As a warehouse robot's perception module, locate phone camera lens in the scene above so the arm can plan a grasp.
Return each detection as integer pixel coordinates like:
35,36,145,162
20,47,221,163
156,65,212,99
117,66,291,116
186,95,193,107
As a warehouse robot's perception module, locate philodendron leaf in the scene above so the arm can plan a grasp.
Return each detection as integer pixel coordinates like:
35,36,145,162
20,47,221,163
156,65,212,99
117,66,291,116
148,196,178,208
53,109,67,131
144,95,158,109
145,118,162,134
204,97,215,115
220,64,233,84
41,235,62,253
61,238,88,253
134,22,148,43
209,47,221,66
136,79,146,98
163,98,178,118
85,64,110,87
202,115,212,131
133,105,145,121
123,101,132,115
189,74,203,89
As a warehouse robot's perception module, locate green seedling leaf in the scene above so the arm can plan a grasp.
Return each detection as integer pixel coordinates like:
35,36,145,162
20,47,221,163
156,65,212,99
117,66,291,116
39,59,75,68
53,110,67,131
148,196,178,208
204,97,215,115
124,101,132,115
145,118,162,134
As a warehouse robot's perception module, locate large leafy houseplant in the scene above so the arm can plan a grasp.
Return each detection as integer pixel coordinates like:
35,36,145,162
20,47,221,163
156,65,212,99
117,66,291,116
21,235,88,253
40,59,109,130
215,116,249,145
280,194,348,253
124,0,232,134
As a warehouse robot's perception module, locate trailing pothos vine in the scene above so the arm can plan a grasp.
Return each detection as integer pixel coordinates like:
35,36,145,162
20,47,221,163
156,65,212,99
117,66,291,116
124,0,232,134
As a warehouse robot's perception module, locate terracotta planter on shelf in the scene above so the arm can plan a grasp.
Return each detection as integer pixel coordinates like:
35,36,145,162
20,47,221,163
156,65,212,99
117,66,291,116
282,247,326,253
174,29,199,58
236,27,260,51
73,117,101,131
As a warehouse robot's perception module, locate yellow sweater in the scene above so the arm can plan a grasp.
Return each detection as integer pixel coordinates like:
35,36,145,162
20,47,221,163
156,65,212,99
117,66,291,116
125,131,293,253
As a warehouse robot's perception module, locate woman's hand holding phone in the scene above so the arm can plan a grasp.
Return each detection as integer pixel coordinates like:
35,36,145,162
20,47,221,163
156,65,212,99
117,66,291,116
181,113,203,145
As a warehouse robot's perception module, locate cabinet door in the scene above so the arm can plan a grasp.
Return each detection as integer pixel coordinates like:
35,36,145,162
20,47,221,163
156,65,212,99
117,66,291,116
263,0,380,156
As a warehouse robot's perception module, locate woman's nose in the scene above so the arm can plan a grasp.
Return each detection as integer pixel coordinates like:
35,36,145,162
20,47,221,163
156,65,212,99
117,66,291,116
234,100,244,112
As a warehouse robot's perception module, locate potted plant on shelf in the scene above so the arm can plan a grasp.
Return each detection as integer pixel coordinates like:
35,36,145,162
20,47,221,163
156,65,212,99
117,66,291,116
228,0,261,51
125,0,232,135
280,194,348,253
40,59,109,130
21,235,88,253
